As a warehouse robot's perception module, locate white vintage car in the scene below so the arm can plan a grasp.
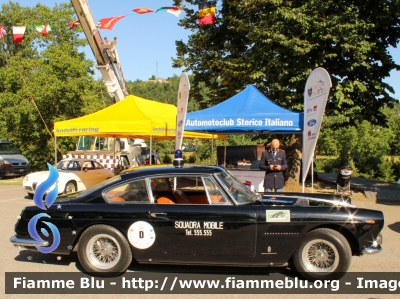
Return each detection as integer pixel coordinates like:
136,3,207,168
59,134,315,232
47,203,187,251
23,158,114,198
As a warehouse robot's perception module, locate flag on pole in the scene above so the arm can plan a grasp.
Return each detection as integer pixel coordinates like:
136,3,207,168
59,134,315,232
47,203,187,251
199,1,216,25
98,16,126,30
35,24,52,35
67,20,80,30
175,73,190,151
12,26,26,44
302,67,332,188
155,7,183,18
0,26,6,38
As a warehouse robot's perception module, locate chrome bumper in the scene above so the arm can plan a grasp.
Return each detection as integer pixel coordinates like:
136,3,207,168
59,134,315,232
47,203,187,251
362,234,382,254
362,244,382,254
10,236,49,247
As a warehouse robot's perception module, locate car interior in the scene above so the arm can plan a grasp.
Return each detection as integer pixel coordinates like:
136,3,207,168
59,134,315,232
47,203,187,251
106,176,228,204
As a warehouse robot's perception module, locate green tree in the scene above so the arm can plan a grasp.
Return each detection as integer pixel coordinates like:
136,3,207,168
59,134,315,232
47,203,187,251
173,0,400,126
0,2,104,171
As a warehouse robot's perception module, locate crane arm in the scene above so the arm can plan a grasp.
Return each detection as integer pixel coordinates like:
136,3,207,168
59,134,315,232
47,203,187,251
70,0,128,102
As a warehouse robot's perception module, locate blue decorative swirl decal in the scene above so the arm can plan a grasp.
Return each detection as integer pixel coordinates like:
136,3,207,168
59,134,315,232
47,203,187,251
33,163,59,210
28,163,61,254
28,213,61,253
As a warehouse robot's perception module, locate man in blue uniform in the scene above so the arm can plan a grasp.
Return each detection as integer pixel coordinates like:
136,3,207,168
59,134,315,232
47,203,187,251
259,139,288,192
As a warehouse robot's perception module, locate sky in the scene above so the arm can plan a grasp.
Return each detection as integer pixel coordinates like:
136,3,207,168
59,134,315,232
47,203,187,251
6,0,400,101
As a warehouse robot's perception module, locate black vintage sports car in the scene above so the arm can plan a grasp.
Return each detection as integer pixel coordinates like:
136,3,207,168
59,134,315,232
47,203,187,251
10,165,383,280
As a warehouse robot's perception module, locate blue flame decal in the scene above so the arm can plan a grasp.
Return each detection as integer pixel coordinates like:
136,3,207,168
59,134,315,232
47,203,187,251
28,213,61,253
33,163,59,210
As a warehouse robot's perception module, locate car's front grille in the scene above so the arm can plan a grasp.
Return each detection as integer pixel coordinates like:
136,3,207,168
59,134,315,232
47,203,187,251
12,162,28,166
264,225,306,235
24,186,33,191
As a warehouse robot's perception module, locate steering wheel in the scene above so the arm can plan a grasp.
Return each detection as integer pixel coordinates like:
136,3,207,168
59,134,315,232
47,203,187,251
229,183,234,192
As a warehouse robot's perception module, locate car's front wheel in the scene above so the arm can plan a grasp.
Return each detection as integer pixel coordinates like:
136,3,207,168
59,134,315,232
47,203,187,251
64,181,76,194
77,224,132,277
292,228,351,281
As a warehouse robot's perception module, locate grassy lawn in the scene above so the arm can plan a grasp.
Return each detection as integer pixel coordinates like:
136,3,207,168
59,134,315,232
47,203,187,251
0,176,24,185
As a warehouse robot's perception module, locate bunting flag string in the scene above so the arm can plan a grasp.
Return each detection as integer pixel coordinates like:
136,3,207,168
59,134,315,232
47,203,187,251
0,26,6,38
98,15,126,30
68,20,80,30
132,8,154,14
12,26,26,44
198,1,217,25
0,3,217,44
155,6,183,18
35,24,52,35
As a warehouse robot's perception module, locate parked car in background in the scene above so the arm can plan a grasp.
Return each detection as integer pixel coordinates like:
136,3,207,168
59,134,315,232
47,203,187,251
12,165,383,280
23,158,113,198
0,140,30,179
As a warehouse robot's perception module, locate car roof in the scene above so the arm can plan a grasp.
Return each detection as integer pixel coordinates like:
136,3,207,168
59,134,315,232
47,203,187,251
120,165,225,178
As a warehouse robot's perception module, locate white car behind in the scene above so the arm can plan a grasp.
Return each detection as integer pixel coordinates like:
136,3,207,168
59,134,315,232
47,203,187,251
23,158,114,198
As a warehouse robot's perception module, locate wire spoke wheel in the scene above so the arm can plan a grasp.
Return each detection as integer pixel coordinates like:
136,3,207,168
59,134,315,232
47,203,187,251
293,228,351,281
302,239,339,273
86,234,121,270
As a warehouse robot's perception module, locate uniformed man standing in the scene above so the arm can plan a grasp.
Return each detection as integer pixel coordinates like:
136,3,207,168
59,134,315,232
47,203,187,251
259,139,288,192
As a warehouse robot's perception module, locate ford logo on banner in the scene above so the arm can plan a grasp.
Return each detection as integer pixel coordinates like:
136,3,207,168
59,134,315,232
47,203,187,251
307,119,317,126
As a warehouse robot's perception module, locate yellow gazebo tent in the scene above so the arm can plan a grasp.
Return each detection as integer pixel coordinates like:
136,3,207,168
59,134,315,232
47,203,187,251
54,95,224,140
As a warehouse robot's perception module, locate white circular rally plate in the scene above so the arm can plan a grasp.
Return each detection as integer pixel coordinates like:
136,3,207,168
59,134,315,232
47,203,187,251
127,221,156,249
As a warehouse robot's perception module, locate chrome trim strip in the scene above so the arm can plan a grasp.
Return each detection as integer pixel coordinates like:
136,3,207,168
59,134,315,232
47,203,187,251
10,236,49,247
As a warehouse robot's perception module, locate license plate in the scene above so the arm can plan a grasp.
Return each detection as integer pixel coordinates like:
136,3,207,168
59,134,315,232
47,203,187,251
19,169,24,172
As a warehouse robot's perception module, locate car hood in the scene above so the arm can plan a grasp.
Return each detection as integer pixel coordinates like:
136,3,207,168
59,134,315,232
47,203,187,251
27,170,74,180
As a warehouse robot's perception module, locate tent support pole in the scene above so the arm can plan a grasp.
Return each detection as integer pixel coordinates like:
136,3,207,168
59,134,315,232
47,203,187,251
54,136,57,166
113,137,116,170
150,135,152,165
211,135,214,165
302,136,304,193
311,155,314,193
224,139,227,167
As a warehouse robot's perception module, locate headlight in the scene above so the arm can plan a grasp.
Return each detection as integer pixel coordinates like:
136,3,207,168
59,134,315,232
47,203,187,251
23,176,29,183
0,159,12,166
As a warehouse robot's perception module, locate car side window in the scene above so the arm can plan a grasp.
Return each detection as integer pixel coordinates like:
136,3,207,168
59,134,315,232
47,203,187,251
104,179,149,203
159,176,209,205
202,177,230,204
93,161,104,169
82,161,94,170
67,161,80,171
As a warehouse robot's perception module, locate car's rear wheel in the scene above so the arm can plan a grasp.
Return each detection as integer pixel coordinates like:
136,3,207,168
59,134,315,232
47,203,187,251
64,181,76,194
77,225,132,277
293,228,351,281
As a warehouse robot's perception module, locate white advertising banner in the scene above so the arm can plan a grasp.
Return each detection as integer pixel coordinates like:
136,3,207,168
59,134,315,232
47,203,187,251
302,67,332,184
175,73,190,150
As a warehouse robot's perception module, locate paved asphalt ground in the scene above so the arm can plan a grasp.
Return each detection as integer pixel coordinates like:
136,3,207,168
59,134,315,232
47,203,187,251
1,184,400,298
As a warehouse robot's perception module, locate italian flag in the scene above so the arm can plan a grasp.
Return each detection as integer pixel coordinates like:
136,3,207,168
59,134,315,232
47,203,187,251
35,24,51,35
12,26,26,44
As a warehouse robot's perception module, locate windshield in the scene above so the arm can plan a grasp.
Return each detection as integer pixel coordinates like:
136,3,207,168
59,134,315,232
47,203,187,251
214,170,256,204
0,142,21,154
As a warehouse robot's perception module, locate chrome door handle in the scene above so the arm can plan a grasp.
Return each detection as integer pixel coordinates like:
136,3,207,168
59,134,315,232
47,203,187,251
150,212,167,218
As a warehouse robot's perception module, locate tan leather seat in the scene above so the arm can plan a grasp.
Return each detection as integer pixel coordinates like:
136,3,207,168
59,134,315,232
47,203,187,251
173,190,190,204
157,197,175,204
111,196,125,202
